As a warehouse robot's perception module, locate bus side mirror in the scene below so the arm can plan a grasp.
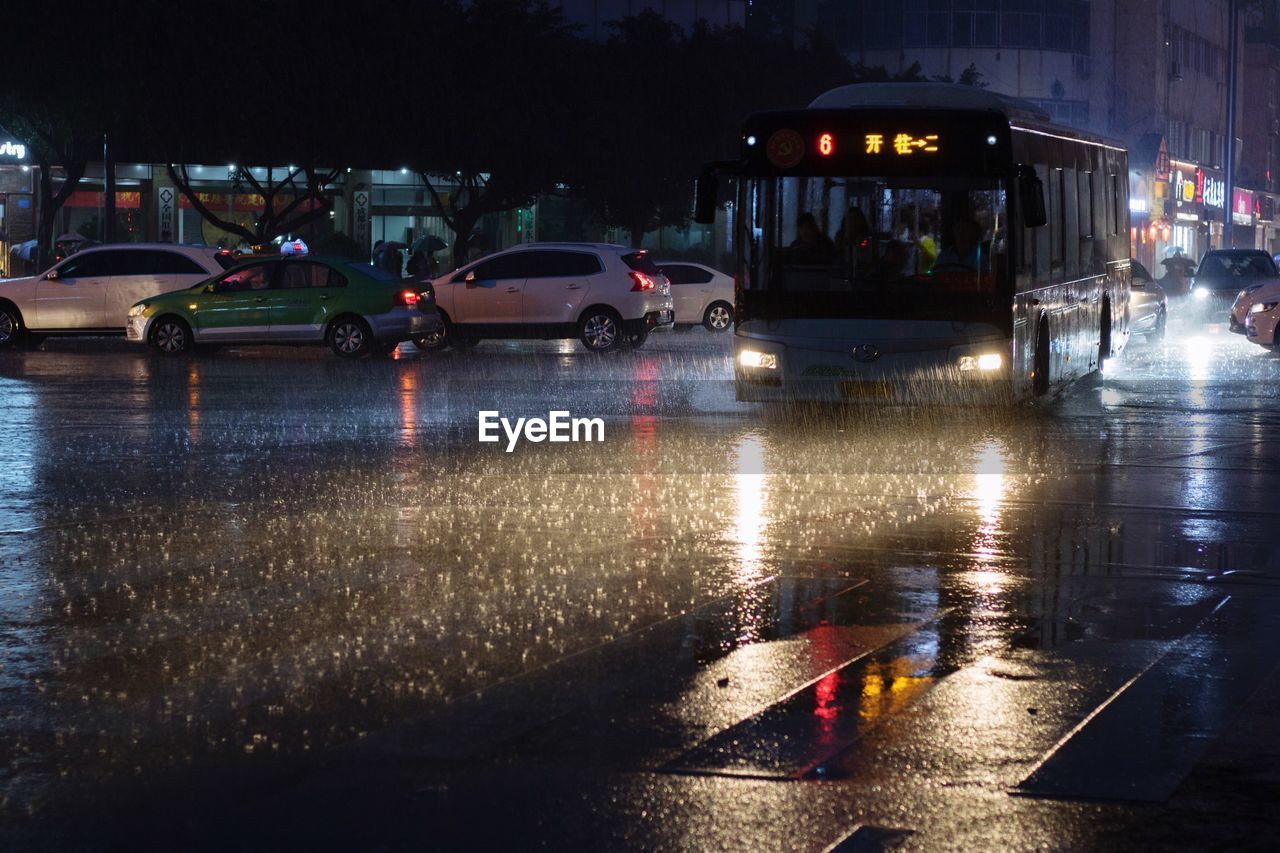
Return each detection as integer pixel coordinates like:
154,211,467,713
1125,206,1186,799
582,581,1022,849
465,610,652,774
693,172,718,225
1019,167,1047,228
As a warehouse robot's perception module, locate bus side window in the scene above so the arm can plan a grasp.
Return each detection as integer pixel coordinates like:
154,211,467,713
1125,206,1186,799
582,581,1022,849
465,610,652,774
1111,174,1122,237
1051,168,1065,271
1078,170,1093,239
1063,168,1079,278
1091,170,1106,250
1035,165,1051,280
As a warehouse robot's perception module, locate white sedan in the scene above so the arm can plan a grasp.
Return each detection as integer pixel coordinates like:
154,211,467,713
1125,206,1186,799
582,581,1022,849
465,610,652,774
656,261,734,331
1240,280,1280,350
0,243,228,349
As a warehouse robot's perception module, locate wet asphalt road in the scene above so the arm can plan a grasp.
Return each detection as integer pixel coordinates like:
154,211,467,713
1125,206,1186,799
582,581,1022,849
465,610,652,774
2,320,1280,850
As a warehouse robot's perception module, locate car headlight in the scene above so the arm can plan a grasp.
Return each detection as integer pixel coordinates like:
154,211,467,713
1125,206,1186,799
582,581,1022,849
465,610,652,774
738,349,778,370
958,353,1004,371
1193,286,1210,300
1249,301,1278,314
128,303,148,317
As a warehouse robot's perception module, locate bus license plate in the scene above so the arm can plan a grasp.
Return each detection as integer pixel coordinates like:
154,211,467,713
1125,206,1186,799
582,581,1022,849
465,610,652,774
839,381,892,400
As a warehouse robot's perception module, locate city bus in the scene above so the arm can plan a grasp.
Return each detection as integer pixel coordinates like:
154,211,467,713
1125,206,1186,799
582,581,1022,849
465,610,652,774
695,83,1130,403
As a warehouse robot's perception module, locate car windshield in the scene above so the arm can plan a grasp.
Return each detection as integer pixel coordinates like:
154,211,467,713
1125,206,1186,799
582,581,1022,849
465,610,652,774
1196,252,1278,279
743,175,1007,298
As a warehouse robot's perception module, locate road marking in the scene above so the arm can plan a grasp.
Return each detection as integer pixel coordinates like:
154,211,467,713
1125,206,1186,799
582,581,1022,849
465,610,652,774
1015,592,1280,802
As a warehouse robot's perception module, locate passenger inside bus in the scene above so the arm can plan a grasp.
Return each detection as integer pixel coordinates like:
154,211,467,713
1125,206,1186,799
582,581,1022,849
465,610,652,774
788,213,836,265
933,218,991,273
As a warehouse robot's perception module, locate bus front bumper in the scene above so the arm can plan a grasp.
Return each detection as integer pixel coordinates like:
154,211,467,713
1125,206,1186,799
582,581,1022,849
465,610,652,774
734,339,1014,405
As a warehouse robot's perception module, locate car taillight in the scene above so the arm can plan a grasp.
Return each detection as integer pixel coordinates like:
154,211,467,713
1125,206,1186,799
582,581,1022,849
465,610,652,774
395,289,420,307
630,271,655,292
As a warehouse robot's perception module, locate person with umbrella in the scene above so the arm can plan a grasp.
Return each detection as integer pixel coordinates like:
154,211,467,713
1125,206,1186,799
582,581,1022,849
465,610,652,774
409,234,446,280
1158,253,1195,297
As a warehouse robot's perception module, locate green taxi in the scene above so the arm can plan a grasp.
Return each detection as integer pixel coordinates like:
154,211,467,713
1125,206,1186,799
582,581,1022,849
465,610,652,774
126,256,441,357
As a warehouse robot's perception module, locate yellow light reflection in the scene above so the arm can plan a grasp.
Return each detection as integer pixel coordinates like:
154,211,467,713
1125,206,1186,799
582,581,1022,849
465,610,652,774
186,361,201,444
398,370,417,448
858,658,934,724
966,439,1009,592
732,433,769,582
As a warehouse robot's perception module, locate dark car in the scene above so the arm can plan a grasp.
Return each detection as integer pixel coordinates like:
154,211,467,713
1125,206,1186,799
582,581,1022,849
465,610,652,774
1190,249,1280,324
1129,260,1167,342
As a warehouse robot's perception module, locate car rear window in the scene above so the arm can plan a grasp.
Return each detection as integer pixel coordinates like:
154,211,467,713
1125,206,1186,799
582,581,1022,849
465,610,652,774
661,264,713,285
621,251,661,276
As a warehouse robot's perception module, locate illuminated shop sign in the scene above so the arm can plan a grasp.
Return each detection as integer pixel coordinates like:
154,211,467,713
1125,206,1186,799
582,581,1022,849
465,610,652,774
1170,166,1225,211
1233,188,1254,225
0,141,26,160
1199,170,1225,209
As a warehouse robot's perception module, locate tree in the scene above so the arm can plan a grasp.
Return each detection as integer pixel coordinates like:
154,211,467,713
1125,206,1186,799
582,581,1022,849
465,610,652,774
570,12,699,247
569,17,863,248
407,0,581,267
166,164,342,245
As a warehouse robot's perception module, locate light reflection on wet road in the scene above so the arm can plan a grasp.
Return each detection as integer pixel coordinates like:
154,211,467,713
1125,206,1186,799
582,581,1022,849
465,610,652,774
2,320,1280,849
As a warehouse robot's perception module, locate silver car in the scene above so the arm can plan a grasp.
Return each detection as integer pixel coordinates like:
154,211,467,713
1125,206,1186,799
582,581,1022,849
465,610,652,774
1129,261,1167,342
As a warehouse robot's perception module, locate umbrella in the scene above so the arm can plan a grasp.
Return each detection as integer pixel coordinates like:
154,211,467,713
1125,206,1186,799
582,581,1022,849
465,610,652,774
55,232,89,243
411,234,447,253
11,240,37,261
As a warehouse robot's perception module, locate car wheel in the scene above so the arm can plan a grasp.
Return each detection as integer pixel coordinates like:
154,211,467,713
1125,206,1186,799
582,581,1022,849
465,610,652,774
150,316,193,356
412,322,451,352
1150,309,1167,342
703,301,733,332
579,308,622,352
0,305,23,349
328,317,374,358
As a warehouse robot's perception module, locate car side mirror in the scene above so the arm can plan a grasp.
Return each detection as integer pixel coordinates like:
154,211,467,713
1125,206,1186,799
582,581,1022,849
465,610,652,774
1018,166,1047,228
45,269,59,281
464,270,478,288
693,171,718,225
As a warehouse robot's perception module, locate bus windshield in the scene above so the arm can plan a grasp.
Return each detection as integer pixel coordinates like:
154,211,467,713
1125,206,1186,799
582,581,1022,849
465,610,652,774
742,176,1008,299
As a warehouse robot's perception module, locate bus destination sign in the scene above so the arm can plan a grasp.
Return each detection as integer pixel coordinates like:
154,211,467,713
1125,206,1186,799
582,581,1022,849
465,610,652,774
743,109,1007,176
864,133,940,155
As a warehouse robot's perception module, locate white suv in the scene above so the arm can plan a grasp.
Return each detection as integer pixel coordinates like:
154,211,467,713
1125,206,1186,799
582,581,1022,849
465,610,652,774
0,243,228,349
414,243,674,352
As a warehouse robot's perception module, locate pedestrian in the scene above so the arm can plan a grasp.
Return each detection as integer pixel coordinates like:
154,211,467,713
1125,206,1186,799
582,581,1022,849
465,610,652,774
407,250,425,279
1158,255,1195,297
423,250,440,279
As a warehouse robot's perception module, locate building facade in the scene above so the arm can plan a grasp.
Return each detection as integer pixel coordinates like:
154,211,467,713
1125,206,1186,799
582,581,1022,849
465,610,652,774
815,0,1280,266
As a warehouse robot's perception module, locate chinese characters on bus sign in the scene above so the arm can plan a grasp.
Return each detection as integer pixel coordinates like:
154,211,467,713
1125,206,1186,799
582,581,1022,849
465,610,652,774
864,133,939,155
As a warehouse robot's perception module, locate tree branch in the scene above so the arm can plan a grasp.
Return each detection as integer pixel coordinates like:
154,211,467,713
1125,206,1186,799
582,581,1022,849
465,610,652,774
168,162,256,243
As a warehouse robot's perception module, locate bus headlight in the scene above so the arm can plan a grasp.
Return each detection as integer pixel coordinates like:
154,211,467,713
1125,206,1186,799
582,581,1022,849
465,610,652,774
1249,301,1278,314
738,349,778,370
958,353,1003,371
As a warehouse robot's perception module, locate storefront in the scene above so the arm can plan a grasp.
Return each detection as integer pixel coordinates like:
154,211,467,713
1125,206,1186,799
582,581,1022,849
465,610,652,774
0,138,35,277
